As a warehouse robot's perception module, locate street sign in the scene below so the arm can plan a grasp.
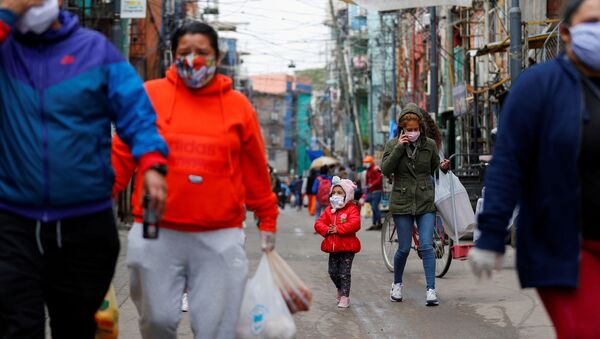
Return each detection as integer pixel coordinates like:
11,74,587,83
350,0,472,11
452,83,468,117
121,0,147,19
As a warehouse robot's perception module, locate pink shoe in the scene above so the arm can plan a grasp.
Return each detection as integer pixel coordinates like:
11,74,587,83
336,289,343,303
338,296,350,308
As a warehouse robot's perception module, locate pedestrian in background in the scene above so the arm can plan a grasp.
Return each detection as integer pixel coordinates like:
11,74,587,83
112,21,278,339
363,155,383,231
291,175,303,211
471,1,600,337
278,181,291,210
312,166,332,221
0,1,169,337
306,169,318,216
314,177,361,308
382,103,448,307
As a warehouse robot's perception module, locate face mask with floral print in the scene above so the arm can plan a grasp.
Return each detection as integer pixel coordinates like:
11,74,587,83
175,54,217,89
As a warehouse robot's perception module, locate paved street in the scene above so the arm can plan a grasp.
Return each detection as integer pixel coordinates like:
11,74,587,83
114,208,554,339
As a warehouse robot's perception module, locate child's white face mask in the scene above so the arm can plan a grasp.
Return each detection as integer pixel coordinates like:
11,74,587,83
330,195,345,209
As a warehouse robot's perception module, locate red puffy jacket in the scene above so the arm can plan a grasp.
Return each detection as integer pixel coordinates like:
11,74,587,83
314,203,361,253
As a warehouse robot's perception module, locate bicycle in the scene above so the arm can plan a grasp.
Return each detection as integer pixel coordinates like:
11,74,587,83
381,212,453,278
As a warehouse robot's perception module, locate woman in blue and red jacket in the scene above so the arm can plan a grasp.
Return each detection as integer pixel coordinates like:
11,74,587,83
315,176,361,309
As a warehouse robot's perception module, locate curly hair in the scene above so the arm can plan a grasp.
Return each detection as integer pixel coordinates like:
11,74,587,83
422,112,442,149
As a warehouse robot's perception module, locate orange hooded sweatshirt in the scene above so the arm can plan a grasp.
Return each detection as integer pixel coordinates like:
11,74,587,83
112,66,278,232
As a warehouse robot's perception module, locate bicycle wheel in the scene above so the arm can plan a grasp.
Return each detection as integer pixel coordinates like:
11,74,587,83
381,213,397,272
434,218,452,278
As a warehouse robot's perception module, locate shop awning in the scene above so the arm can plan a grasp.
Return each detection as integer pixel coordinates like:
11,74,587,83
340,0,472,10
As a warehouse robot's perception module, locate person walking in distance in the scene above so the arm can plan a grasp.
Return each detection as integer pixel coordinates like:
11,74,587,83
112,22,278,339
312,166,332,221
363,155,383,231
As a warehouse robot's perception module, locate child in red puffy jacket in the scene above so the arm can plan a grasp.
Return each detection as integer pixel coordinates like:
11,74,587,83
314,176,361,308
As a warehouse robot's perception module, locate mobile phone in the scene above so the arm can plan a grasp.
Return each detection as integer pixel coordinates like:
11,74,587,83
143,195,160,239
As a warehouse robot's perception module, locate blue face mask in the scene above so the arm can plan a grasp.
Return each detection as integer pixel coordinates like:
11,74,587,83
570,22,600,72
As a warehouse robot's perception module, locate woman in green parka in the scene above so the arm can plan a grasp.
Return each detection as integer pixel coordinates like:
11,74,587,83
382,103,449,306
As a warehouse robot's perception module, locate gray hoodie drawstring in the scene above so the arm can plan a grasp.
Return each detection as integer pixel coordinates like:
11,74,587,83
35,220,44,255
56,220,62,249
35,220,63,254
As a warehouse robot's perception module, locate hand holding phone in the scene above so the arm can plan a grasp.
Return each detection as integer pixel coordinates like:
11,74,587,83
398,130,409,145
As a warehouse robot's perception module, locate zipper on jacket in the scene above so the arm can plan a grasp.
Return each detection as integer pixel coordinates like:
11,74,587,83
38,45,50,207
332,213,337,252
576,79,585,244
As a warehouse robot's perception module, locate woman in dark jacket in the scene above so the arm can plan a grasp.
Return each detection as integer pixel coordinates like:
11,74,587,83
382,103,448,306
471,1,600,337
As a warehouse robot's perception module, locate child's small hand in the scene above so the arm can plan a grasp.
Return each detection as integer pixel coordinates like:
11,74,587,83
330,226,338,234
327,225,336,234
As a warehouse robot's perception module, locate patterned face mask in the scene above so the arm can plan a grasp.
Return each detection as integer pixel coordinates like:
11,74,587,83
174,54,217,89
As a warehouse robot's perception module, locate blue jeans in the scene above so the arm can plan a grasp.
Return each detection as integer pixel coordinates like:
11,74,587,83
369,191,382,225
393,213,436,290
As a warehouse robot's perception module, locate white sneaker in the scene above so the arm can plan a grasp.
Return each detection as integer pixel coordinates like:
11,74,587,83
390,283,403,302
426,289,439,306
182,293,189,312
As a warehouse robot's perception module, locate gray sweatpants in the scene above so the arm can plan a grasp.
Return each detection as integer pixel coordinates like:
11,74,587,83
127,224,248,339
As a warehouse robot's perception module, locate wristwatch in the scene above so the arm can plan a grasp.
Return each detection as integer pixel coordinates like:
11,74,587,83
149,164,168,176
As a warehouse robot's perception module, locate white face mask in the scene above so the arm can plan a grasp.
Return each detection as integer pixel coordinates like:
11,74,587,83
17,0,60,35
330,195,345,209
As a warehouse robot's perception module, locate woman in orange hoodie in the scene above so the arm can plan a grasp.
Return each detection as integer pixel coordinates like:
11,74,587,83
111,22,278,339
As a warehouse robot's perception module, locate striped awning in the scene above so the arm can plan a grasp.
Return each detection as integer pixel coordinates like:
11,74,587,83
341,0,472,10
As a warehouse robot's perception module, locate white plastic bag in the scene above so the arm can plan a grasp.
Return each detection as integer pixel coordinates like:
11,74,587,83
434,171,475,240
236,254,297,339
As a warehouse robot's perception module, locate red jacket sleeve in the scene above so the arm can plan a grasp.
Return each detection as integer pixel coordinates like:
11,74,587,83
0,10,17,44
240,101,279,232
336,205,361,235
111,135,137,197
314,209,331,237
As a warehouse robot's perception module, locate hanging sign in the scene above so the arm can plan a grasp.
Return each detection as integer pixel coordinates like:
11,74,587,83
452,83,468,117
121,0,147,19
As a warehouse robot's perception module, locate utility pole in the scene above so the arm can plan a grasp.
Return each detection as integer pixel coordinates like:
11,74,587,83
111,0,123,53
429,6,438,117
509,0,522,83
368,50,375,156
391,12,398,124
328,0,365,162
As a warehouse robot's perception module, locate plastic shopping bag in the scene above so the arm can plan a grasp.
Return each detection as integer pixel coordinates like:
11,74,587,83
236,254,296,339
95,285,119,339
361,202,373,218
266,251,313,314
434,171,475,240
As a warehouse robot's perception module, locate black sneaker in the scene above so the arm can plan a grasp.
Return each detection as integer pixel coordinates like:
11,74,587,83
367,224,382,231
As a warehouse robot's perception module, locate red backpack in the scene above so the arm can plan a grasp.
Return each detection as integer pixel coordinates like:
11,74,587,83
317,177,332,206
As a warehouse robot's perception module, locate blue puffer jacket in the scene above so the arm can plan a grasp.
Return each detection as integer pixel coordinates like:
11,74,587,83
476,55,588,289
0,10,168,221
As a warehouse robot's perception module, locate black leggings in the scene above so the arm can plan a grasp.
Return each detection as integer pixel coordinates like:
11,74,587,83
328,252,355,297
0,209,120,339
